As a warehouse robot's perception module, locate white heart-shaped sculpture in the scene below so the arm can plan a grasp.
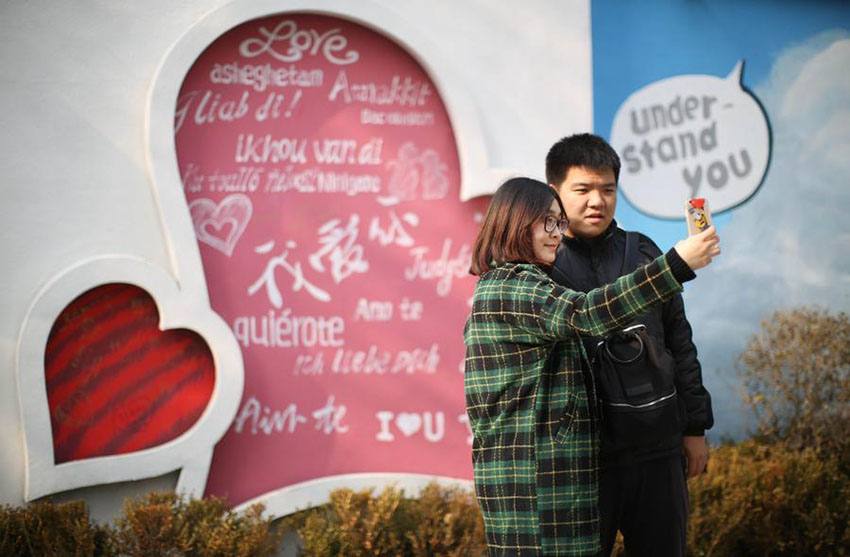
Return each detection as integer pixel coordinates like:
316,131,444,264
15,257,244,501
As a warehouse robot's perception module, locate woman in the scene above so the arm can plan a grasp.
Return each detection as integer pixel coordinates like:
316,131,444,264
464,177,719,556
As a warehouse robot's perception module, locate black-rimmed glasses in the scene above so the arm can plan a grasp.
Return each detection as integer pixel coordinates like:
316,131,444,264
544,215,569,234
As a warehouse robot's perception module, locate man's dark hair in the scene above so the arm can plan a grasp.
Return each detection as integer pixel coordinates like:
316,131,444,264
469,177,566,276
545,133,621,185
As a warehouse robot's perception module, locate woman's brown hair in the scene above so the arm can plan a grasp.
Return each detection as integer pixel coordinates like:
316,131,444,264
469,177,566,276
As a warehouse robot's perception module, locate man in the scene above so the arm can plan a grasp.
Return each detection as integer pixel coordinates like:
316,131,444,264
545,133,713,556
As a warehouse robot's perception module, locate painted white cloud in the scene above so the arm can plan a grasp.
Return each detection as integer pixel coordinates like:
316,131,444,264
686,31,850,439
781,38,850,122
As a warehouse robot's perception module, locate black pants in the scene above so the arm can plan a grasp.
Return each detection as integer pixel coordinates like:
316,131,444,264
599,454,688,557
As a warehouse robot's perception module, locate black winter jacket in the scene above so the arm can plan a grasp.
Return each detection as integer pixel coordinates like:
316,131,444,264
549,221,713,468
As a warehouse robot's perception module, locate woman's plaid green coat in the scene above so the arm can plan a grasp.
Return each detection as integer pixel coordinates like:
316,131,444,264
464,253,687,555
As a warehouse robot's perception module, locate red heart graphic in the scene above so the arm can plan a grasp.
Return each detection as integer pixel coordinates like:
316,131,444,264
44,283,215,463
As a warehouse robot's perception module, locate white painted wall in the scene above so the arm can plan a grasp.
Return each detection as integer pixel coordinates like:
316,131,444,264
0,0,592,522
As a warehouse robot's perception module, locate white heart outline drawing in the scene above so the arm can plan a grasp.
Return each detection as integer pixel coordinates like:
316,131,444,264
189,195,253,257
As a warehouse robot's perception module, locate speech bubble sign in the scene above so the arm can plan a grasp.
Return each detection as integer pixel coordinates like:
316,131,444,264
610,61,770,218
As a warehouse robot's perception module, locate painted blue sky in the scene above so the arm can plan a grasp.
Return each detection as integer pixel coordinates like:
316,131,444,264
593,0,850,247
591,0,850,439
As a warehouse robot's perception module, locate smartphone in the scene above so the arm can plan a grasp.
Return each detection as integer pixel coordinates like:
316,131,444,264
685,198,712,236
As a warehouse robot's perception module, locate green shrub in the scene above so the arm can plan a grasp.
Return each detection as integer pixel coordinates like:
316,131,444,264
0,499,108,556
688,440,850,556
110,491,282,556
3,463,849,556
281,482,487,556
0,492,281,557
405,482,487,556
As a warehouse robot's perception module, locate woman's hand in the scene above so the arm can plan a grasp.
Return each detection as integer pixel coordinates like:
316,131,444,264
675,226,720,271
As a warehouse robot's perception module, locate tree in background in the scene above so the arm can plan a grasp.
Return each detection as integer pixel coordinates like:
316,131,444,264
738,307,850,456
684,307,850,555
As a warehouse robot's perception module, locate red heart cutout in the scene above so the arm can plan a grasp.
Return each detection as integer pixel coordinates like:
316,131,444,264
44,283,215,463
